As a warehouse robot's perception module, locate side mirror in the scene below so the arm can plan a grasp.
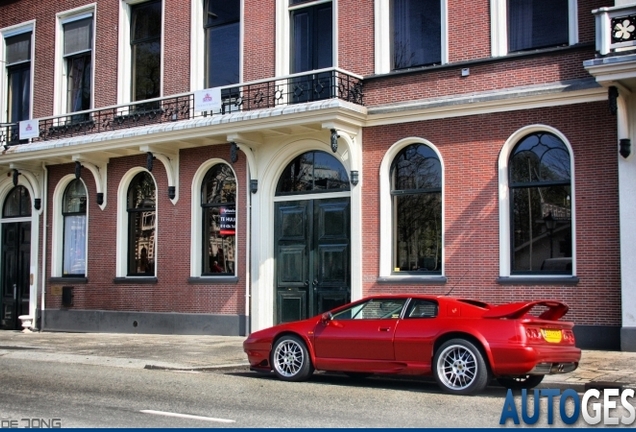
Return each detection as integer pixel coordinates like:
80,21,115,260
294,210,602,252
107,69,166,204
321,312,333,324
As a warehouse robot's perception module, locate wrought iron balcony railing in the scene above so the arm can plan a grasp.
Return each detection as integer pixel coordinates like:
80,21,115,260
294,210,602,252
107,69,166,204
1,68,363,149
593,4,636,56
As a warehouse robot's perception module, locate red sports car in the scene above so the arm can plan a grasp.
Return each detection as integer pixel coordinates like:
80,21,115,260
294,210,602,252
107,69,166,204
243,295,581,395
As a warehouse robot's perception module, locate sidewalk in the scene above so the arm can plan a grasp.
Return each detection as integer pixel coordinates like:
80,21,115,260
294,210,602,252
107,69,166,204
1,330,635,392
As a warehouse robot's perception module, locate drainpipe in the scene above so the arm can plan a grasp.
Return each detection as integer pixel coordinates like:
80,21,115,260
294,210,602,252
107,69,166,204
39,163,48,331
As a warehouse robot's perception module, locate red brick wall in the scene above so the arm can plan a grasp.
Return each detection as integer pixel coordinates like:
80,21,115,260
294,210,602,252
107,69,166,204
243,0,276,81
45,148,247,316
361,101,620,327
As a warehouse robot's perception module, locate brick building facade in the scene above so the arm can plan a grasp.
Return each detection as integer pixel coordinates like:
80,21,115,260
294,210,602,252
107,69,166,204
1,0,635,351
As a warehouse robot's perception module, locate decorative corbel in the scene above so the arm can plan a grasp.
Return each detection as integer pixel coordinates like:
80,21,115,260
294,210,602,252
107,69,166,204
72,155,108,209
139,146,179,203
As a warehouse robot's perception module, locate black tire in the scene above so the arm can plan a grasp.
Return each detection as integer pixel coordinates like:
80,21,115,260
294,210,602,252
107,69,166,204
433,338,490,395
497,374,544,390
271,335,314,382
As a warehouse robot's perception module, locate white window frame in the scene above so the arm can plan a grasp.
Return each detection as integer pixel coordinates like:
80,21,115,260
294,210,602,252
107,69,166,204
275,0,338,77
0,22,35,124
190,159,239,278
117,0,165,105
190,0,244,92
116,168,158,277
491,0,578,57
54,5,96,116
51,175,89,278
498,124,577,277
374,0,448,75
379,137,445,279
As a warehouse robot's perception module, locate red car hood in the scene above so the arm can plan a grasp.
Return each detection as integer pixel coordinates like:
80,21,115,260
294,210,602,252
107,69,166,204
481,300,569,320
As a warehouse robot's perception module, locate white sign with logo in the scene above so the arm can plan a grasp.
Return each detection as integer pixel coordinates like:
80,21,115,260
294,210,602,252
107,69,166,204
194,87,223,113
19,120,39,140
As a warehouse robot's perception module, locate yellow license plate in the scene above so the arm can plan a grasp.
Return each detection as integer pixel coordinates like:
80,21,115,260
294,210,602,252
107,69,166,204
541,329,563,343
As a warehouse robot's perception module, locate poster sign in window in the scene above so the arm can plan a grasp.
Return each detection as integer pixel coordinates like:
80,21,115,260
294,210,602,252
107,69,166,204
219,206,235,236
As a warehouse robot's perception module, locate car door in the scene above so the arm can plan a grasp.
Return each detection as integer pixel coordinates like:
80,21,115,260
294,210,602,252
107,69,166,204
313,298,407,361
393,298,440,367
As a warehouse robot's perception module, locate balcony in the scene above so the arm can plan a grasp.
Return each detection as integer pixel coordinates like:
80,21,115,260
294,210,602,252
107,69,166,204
593,4,636,56
1,68,363,149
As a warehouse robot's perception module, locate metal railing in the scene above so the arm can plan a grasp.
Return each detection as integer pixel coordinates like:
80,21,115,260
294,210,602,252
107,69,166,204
593,4,636,56
1,68,363,148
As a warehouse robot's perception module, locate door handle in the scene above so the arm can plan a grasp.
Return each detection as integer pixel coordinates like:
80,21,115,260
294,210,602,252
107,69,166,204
13,284,17,300
379,327,391,332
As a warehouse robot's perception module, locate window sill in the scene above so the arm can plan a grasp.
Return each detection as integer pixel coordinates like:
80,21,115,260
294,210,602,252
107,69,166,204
113,277,158,284
377,275,447,284
188,276,239,284
497,276,579,285
49,277,88,284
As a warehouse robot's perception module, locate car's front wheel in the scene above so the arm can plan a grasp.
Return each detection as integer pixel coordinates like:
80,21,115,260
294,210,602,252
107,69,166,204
271,335,314,381
497,374,544,390
433,339,489,395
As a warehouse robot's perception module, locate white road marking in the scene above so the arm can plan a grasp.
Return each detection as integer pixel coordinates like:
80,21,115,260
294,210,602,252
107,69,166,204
140,409,236,423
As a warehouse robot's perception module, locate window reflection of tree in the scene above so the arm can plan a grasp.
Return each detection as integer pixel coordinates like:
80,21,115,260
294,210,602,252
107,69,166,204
127,172,156,275
509,132,572,273
276,151,350,194
391,144,442,273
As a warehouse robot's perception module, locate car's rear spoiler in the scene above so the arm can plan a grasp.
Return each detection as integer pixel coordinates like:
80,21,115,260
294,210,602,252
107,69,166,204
482,300,569,320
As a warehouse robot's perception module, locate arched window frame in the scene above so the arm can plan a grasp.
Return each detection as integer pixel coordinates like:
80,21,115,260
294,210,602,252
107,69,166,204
498,125,577,278
201,163,237,276
116,168,157,278
379,138,445,281
190,160,239,280
51,175,88,278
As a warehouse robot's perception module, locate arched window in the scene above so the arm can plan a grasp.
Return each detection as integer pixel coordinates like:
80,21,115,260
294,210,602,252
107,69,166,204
509,132,572,274
2,186,31,217
390,144,442,273
276,150,350,195
62,179,87,276
127,172,156,276
202,164,236,275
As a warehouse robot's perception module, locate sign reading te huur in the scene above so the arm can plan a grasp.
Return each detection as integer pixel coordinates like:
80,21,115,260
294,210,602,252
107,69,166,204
194,87,222,113
19,119,39,140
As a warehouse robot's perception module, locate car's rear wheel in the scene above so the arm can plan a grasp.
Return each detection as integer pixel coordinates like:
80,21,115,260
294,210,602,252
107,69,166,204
434,339,489,395
271,335,314,382
497,374,544,390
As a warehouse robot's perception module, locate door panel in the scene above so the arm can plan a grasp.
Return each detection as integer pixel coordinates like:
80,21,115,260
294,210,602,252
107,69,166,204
314,319,397,360
275,198,350,323
1,222,31,330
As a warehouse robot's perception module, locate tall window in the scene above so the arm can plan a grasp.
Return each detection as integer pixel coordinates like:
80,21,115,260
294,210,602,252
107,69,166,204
63,15,93,120
127,172,156,276
131,0,161,104
508,0,568,52
201,164,236,275
390,144,442,273
205,0,240,88
62,179,87,276
5,31,32,140
509,132,572,274
290,0,332,74
392,0,441,69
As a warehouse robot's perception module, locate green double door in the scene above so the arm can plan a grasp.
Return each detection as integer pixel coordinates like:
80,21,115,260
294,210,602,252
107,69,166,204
275,198,350,323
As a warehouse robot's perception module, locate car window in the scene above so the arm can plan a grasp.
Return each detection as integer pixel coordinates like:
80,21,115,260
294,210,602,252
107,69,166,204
405,299,438,319
332,299,406,320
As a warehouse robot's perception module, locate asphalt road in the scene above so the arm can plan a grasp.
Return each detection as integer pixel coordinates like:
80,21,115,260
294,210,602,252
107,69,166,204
0,358,632,428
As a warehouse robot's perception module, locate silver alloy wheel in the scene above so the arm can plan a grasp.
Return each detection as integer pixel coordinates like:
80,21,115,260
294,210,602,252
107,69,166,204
436,343,479,391
273,338,305,378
